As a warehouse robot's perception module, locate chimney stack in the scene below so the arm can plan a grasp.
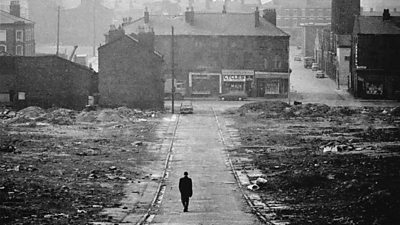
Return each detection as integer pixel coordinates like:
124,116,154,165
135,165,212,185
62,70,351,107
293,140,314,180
137,27,155,51
370,8,373,12
105,25,125,43
185,7,194,25
255,7,260,27
144,7,149,24
394,8,397,12
222,5,227,14
10,1,20,17
263,8,277,26
383,9,391,21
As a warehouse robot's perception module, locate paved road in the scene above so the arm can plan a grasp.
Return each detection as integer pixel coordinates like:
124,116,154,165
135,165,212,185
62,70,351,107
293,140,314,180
150,109,262,225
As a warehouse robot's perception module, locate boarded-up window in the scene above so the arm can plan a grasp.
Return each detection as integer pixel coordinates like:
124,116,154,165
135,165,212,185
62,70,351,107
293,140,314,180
0,93,10,102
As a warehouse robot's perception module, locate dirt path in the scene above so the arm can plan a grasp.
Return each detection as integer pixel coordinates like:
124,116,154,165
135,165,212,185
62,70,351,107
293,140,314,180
149,109,262,225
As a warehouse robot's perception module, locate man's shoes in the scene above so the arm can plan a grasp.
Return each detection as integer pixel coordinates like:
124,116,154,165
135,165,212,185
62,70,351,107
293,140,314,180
183,208,188,212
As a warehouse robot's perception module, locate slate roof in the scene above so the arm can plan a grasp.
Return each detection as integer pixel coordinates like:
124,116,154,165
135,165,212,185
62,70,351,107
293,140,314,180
0,9,33,24
354,15,400,35
98,34,163,59
124,12,289,37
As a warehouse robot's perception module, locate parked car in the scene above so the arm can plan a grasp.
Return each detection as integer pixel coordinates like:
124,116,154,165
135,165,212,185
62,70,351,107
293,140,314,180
316,70,325,78
179,102,193,114
304,57,314,68
312,63,319,71
294,55,301,61
219,91,247,101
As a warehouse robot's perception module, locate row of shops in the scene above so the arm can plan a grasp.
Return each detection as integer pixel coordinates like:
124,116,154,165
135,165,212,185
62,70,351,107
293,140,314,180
188,69,290,98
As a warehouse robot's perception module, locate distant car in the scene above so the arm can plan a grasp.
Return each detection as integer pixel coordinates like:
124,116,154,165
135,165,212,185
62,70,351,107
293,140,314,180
316,70,325,78
219,91,247,101
304,57,314,68
294,55,301,61
312,63,319,71
179,102,193,114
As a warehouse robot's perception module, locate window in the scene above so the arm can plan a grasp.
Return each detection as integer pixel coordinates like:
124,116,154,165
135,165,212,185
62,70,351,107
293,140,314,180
16,30,23,42
0,93,10,102
345,56,350,61
0,44,6,52
274,55,282,69
263,58,268,69
16,45,23,55
0,30,6,41
18,92,26,100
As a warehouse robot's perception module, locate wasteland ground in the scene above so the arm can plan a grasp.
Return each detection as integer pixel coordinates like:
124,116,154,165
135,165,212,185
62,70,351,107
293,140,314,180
0,107,161,224
227,101,400,225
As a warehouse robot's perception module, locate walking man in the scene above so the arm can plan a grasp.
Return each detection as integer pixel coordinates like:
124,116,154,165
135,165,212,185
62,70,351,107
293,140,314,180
179,171,192,212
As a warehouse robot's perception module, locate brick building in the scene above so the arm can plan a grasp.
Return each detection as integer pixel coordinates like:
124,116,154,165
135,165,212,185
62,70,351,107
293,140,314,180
263,0,331,46
314,0,360,88
123,7,290,98
350,10,400,100
98,26,164,109
0,55,97,109
0,1,35,56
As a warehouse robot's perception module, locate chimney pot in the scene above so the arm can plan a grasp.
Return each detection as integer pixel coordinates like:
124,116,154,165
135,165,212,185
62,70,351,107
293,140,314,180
222,5,227,14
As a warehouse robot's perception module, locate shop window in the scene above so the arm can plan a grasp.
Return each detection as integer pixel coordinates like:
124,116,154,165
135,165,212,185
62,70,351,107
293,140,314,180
16,30,23,42
0,30,6,41
265,81,280,94
0,44,6,52
365,82,383,96
16,45,23,55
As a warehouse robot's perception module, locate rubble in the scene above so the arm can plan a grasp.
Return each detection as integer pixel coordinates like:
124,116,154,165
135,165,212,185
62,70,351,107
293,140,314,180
231,100,400,224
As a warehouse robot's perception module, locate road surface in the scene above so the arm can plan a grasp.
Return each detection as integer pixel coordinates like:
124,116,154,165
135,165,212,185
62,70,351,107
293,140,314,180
149,108,262,225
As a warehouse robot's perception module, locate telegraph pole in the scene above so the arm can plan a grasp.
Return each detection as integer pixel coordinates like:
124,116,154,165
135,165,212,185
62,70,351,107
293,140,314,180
92,1,96,57
171,26,175,114
56,6,60,56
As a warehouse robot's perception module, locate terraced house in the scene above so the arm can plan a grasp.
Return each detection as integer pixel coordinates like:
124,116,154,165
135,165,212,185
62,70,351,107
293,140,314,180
123,7,290,98
0,1,34,56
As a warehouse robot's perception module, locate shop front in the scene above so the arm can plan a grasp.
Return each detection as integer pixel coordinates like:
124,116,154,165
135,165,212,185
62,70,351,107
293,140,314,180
255,72,289,97
221,70,254,95
188,72,222,97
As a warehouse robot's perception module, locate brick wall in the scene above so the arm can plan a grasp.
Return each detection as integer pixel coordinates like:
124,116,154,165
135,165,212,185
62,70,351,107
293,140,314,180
14,56,93,109
0,23,35,56
98,36,164,110
154,35,289,81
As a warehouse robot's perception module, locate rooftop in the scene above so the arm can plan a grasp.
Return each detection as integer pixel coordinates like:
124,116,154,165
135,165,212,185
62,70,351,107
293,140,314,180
354,15,400,35
124,12,288,37
0,9,33,24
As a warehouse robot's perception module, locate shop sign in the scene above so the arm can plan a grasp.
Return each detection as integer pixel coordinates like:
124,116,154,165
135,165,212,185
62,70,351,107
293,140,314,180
255,72,289,79
222,70,254,81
